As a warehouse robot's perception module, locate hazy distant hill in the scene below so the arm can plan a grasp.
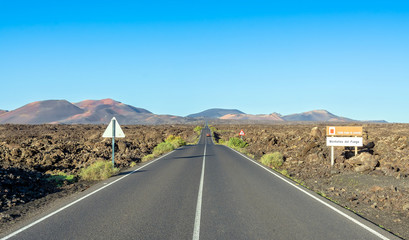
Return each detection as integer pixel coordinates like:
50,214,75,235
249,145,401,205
282,110,354,122
220,113,284,121
0,100,84,124
187,108,244,118
0,110,7,115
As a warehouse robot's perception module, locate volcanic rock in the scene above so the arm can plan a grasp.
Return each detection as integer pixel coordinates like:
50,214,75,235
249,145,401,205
346,153,379,172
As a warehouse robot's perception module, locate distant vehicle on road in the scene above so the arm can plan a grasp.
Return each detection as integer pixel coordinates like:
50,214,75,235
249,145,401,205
206,133,211,137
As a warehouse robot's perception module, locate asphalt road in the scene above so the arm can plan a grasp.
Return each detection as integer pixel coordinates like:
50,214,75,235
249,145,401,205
1,127,399,240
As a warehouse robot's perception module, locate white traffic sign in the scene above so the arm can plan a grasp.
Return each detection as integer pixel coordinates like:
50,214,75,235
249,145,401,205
326,137,363,147
239,130,245,136
103,117,125,138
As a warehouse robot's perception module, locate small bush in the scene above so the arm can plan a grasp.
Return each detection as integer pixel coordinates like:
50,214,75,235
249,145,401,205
130,162,137,167
209,126,217,133
47,172,76,187
260,152,284,169
194,126,203,135
153,142,174,156
142,154,155,162
279,169,289,177
227,137,248,149
166,135,186,148
80,160,120,181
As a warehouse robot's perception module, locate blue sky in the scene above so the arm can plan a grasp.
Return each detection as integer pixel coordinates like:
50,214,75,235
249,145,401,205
1,1,408,122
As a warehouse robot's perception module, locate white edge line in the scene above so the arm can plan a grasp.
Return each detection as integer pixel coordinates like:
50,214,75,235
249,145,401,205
1,150,176,240
192,139,206,240
225,146,392,240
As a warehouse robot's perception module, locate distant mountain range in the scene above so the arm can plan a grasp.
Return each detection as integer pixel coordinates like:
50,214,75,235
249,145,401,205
0,99,194,125
281,110,354,122
187,108,244,118
0,99,387,124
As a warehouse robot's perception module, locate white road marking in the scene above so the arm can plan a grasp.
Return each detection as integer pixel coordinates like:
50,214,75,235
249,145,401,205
192,138,206,240
227,146,392,240
0,151,175,240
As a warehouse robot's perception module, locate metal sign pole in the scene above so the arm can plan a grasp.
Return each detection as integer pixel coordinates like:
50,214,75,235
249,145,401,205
112,119,116,166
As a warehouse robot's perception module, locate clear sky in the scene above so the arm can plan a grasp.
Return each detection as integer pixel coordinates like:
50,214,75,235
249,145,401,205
1,1,408,122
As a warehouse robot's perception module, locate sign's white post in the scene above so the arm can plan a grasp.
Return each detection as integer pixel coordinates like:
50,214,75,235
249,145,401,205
354,136,358,156
111,118,116,166
331,145,334,167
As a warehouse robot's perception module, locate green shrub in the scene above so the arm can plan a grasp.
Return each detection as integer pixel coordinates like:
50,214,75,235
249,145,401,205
227,137,248,149
130,162,137,167
194,126,203,135
47,172,76,187
142,154,155,162
260,152,284,169
144,135,187,160
279,169,289,177
210,126,217,133
166,135,186,148
80,160,120,181
153,142,175,156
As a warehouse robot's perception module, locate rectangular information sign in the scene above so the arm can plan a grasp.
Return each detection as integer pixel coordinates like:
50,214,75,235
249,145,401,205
326,137,363,147
326,126,363,136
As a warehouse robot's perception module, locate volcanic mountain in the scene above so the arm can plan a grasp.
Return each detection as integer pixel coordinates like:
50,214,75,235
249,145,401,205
220,113,284,121
282,110,353,122
187,108,244,118
58,99,153,124
59,99,190,124
0,100,85,124
0,99,192,125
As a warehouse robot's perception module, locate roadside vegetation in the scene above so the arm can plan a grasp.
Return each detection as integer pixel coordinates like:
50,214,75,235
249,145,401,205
260,152,289,177
142,135,187,162
194,126,203,135
218,137,255,159
80,160,120,181
191,126,203,144
47,172,76,187
211,126,291,178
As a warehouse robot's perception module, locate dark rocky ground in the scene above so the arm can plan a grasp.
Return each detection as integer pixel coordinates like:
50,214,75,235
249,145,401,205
0,124,197,232
212,123,409,239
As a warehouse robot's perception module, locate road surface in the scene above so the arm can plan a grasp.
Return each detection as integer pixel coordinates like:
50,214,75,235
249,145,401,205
1,127,399,240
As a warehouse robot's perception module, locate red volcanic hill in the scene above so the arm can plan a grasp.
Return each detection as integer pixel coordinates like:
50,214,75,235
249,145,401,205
59,99,153,124
0,100,84,124
0,99,189,124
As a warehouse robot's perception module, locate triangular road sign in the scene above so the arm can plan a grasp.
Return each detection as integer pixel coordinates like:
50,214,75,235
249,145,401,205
239,129,245,136
102,117,125,138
